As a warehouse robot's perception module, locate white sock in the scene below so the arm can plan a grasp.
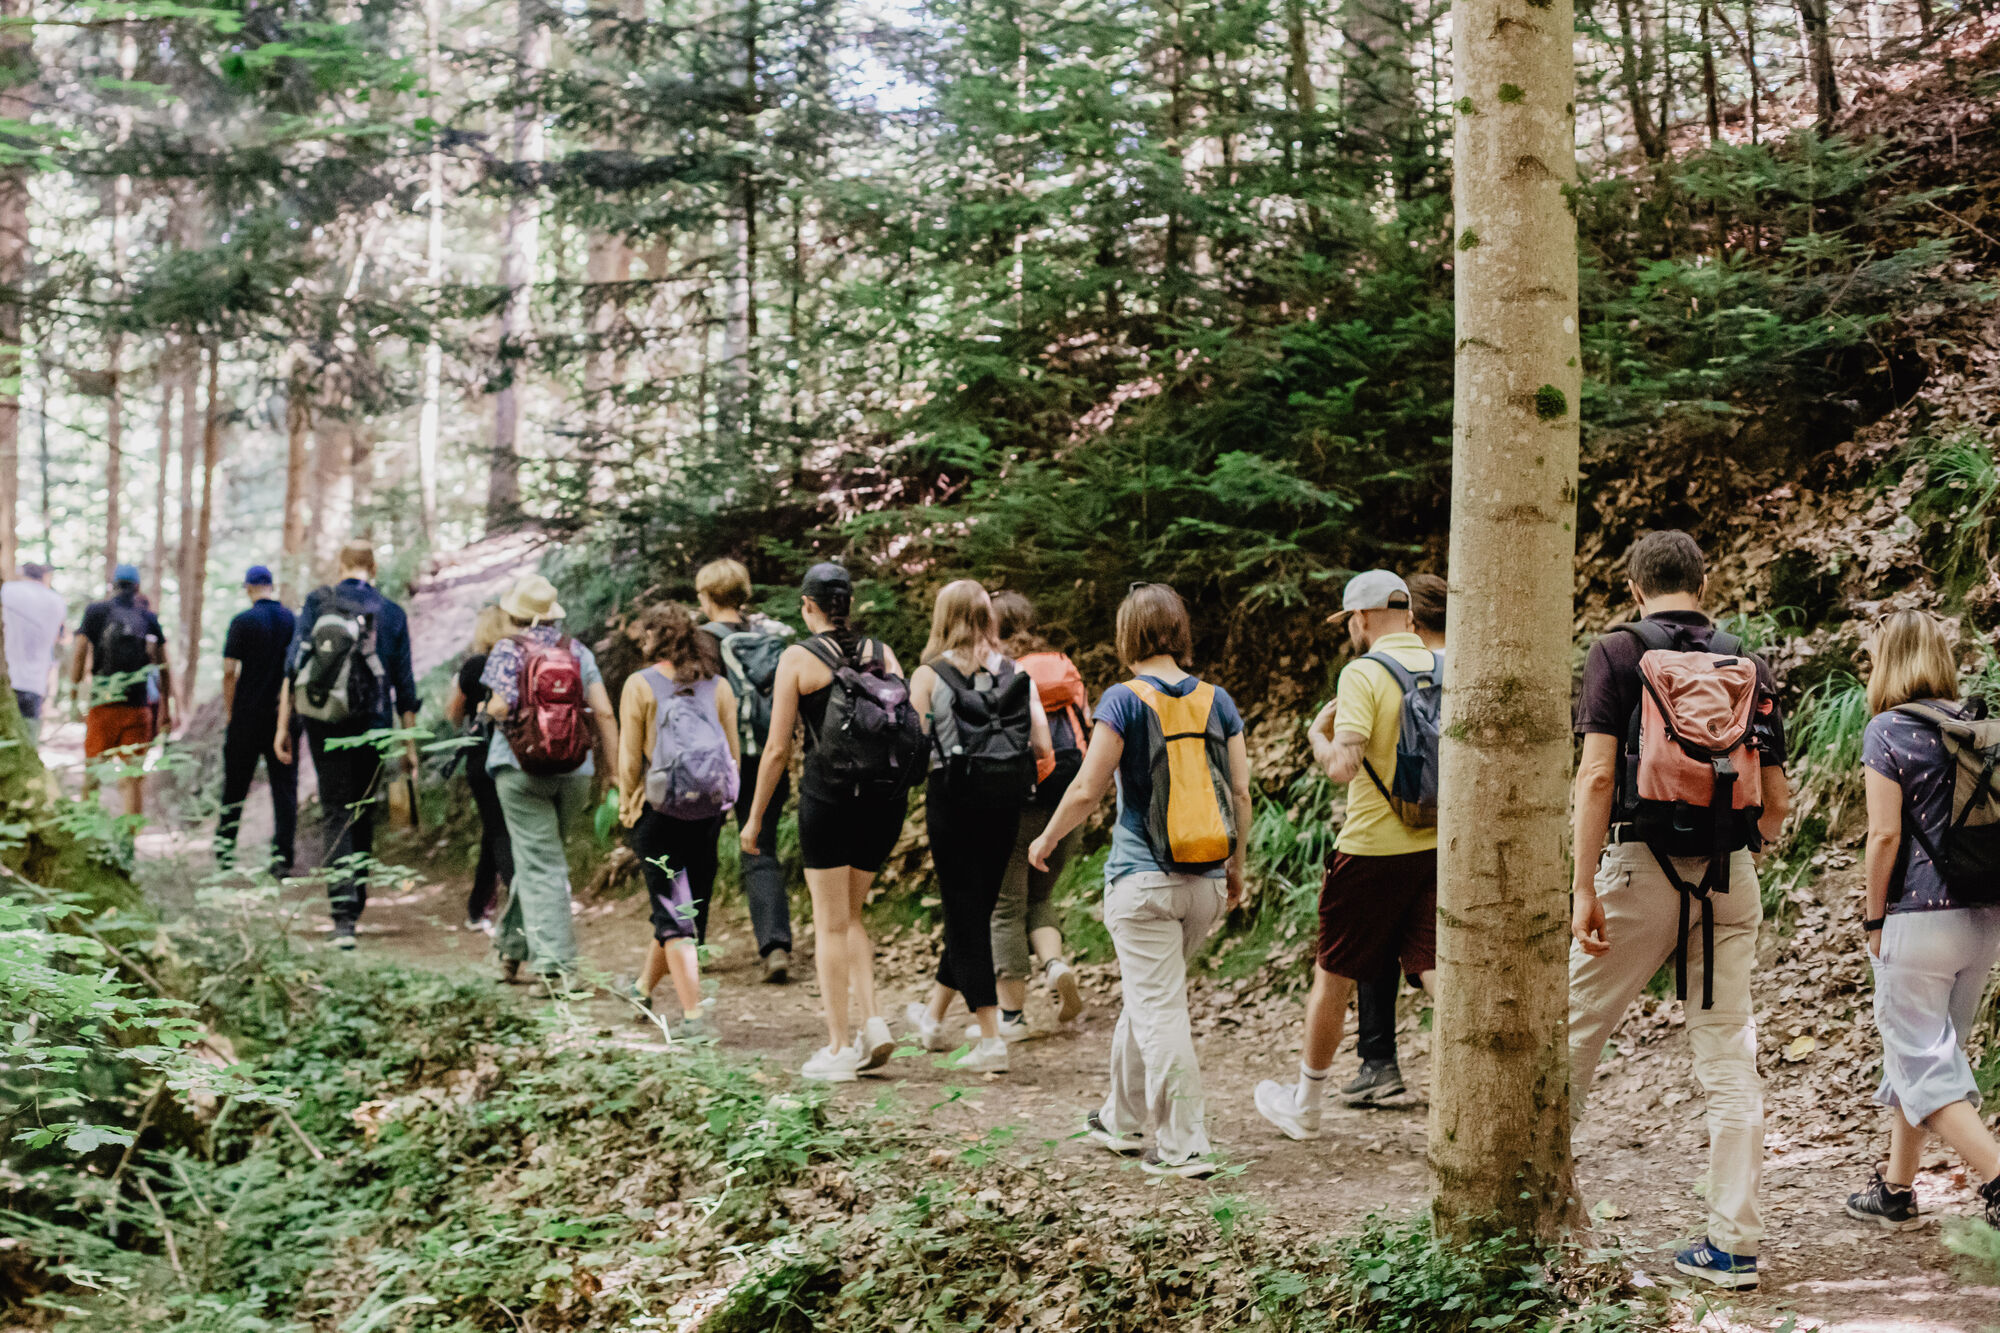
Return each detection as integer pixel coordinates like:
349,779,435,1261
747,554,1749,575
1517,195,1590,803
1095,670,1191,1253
1296,1063,1332,1113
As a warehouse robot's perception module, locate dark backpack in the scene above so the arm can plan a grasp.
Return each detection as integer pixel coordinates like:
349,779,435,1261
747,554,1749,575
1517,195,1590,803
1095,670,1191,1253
928,658,1037,808
292,588,384,728
1611,619,1769,1009
502,635,593,775
96,601,153,677
802,635,925,800
707,617,792,756
1889,701,2000,907
1358,650,1444,829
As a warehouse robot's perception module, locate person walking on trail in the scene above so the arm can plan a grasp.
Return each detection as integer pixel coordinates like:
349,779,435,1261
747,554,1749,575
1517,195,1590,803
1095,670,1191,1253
4,563,66,743
476,574,620,996
742,562,918,1083
445,605,515,932
1569,531,1789,1291
275,542,421,951
72,563,173,817
217,566,299,875
1842,610,2000,1233
988,590,1088,1034
696,557,795,982
1029,582,1251,1179
902,580,1052,1075
616,602,739,1040
1342,571,1448,1108
1255,570,1441,1142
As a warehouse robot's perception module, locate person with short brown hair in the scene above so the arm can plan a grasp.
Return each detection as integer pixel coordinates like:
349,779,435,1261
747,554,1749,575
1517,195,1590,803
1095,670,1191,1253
1114,582,1194,666
695,558,754,612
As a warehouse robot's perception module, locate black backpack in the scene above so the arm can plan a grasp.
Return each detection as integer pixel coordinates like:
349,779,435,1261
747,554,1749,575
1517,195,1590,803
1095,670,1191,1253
927,658,1037,809
97,601,152,677
291,587,384,729
1890,701,2000,907
801,635,926,800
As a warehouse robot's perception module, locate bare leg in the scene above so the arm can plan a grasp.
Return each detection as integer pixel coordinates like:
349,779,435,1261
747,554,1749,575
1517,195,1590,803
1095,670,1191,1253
122,774,145,818
996,977,1029,1012
924,982,956,1024
1029,925,1064,969
663,938,702,1016
845,868,880,1023
1923,1101,2000,1183
637,940,669,997
972,1005,999,1040
806,866,854,1049
1416,968,1437,997
1302,966,1357,1071
1885,1110,1926,1188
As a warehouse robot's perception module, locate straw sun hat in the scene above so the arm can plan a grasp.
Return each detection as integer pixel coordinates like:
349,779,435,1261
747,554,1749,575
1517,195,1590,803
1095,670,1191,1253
500,574,566,624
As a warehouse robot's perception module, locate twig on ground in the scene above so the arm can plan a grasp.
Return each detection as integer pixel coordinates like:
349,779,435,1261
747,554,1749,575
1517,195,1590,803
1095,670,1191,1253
133,1174,189,1288
275,1105,327,1161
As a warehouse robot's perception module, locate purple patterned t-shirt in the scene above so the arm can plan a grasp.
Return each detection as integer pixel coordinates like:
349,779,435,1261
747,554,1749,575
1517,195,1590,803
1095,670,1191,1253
1862,700,1965,913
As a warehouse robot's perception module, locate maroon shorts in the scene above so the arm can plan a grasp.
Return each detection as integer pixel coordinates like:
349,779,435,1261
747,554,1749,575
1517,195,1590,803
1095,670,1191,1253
1315,848,1438,981
85,703,156,758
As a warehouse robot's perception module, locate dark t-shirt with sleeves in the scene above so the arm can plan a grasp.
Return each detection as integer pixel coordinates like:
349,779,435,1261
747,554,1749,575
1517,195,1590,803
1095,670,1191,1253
1863,702,1964,913
1574,609,1788,769
76,593,165,707
457,653,491,714
223,598,297,736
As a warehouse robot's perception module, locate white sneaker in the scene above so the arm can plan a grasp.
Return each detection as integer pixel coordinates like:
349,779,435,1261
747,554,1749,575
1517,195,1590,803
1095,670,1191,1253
801,1044,862,1083
856,1015,896,1072
952,1037,1010,1074
905,1001,953,1052
1253,1079,1323,1141
964,1014,1030,1042
1046,959,1084,1024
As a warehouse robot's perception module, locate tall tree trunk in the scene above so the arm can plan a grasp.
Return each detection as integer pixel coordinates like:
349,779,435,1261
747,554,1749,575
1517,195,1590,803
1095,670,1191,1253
1285,0,1319,171
308,410,354,576
281,350,311,588
180,340,220,714
717,0,759,464
0,0,31,582
1796,0,1840,125
1342,0,1418,187
176,337,199,616
1433,0,1580,1242
490,0,548,529
349,425,375,537
148,353,174,599
417,0,444,542
1610,0,1666,158
1699,1,1721,142
103,27,136,584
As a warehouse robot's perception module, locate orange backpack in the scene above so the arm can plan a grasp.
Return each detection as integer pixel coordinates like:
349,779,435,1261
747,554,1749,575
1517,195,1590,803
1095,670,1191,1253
1017,651,1090,798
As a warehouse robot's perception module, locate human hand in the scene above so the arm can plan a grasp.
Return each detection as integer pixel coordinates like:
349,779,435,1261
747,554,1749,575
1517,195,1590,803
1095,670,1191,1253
403,741,420,777
1572,890,1610,956
1867,927,1882,959
274,731,294,765
1225,863,1245,911
739,821,759,858
1027,833,1053,871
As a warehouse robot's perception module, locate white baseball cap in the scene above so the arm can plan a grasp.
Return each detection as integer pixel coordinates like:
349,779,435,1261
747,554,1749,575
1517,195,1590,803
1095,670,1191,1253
1328,569,1411,627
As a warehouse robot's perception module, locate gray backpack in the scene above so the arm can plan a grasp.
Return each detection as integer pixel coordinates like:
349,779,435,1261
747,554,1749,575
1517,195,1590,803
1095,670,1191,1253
1359,650,1444,828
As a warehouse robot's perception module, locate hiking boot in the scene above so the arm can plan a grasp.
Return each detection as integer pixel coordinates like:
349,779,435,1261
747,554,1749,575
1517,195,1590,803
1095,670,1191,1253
965,1014,1030,1043
1845,1170,1923,1231
1141,1147,1219,1180
674,1016,717,1045
904,1001,953,1052
855,1015,896,1073
1085,1110,1143,1156
331,920,357,952
1253,1079,1323,1141
1339,1059,1406,1106
801,1043,861,1083
762,948,790,985
952,1037,1010,1074
1982,1174,2000,1227
1047,959,1084,1024
1673,1239,1757,1290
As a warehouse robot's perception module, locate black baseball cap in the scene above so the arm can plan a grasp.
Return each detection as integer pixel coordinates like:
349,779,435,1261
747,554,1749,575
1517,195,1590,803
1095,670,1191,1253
800,562,852,607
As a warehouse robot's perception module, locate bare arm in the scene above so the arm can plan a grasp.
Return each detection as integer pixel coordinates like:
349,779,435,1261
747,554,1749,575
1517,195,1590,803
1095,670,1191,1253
1307,699,1367,785
1570,732,1619,955
274,680,295,763
1028,722,1125,869
68,635,89,690
1225,731,1252,909
587,682,619,773
1759,765,1790,844
1862,767,1901,951
152,642,174,732
446,679,467,728
908,665,936,732
1028,688,1052,760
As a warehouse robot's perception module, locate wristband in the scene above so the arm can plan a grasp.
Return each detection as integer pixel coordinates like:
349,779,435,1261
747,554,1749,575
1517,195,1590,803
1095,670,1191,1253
1863,916,1885,933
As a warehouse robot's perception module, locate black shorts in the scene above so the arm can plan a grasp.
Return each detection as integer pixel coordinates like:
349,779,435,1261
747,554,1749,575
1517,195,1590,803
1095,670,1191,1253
796,788,906,873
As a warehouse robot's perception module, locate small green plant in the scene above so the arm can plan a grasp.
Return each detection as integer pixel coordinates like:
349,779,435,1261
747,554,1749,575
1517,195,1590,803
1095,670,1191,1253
1912,434,2000,591
1715,605,1804,655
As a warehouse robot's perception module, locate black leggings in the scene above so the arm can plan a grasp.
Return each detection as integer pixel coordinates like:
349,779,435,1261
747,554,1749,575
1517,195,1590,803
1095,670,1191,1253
631,808,723,943
464,747,515,923
927,795,1022,1013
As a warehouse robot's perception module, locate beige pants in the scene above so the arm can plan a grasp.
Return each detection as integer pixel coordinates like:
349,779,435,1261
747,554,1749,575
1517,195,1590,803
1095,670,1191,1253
1569,842,1765,1256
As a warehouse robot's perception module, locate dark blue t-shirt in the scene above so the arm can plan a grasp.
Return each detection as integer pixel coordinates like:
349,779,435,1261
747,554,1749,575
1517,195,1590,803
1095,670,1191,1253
1864,700,1969,913
223,597,297,736
1094,674,1244,881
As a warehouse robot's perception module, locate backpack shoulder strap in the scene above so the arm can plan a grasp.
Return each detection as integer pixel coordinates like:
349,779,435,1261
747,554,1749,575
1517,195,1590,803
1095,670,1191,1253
800,634,843,671
930,657,971,693
1892,701,1957,730
1361,650,1420,694
1611,619,1676,653
1707,628,1743,657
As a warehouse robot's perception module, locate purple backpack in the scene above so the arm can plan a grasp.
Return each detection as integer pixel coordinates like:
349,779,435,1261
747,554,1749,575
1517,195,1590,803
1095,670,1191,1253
640,670,739,819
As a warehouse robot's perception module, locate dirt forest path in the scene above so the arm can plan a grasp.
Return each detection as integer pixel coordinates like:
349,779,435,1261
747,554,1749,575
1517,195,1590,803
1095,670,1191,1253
269,850,1999,1332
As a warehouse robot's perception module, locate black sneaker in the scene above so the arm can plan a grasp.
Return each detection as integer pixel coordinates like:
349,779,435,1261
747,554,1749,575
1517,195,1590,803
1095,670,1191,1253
1981,1174,2000,1227
1339,1059,1406,1106
1846,1170,1924,1231
1140,1147,1219,1179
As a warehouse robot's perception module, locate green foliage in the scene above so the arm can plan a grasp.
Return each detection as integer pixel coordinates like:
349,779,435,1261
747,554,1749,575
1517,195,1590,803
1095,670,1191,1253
1911,434,2000,591
1790,670,1870,784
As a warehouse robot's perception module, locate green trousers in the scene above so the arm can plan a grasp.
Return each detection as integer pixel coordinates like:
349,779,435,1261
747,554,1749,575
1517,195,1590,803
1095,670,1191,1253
493,767,594,978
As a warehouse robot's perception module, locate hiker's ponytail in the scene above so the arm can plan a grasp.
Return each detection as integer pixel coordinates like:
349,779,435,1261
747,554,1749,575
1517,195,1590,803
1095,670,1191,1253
821,590,862,658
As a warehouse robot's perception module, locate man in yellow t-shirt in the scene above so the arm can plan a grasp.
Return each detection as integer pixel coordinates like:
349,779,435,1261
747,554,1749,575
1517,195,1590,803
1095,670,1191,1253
1254,569,1441,1142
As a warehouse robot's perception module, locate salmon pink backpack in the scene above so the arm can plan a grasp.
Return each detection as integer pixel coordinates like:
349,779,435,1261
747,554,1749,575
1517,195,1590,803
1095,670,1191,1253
1613,620,1769,1009
1017,651,1090,806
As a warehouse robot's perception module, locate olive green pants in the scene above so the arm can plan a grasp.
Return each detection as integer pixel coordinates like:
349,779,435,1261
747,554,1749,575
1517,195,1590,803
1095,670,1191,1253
493,768,594,978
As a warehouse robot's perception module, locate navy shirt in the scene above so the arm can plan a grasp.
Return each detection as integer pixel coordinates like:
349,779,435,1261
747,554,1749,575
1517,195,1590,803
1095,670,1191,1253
1094,674,1245,882
223,597,296,736
76,591,165,707
1864,701,1968,913
286,579,420,729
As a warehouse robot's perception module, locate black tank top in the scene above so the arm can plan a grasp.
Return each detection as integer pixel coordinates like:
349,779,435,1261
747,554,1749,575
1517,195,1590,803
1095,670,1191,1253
797,633,887,753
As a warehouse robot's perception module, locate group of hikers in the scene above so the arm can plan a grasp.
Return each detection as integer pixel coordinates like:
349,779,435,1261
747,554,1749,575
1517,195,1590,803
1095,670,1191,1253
34,524,2000,1286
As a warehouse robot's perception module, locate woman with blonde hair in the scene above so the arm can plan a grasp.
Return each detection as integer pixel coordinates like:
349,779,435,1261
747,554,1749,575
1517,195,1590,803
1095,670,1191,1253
446,604,516,931
902,579,1052,1073
1844,609,2000,1230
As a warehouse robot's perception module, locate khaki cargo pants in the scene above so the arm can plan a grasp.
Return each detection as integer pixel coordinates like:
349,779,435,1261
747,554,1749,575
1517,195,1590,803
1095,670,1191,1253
1569,842,1765,1257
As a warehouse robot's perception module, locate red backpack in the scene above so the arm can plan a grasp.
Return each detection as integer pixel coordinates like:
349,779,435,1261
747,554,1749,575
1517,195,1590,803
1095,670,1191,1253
503,635,592,775
1613,620,1768,1009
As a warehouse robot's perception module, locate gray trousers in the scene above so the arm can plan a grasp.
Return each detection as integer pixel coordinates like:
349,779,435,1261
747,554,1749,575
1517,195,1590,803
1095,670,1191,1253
992,804,1082,981
493,768,594,977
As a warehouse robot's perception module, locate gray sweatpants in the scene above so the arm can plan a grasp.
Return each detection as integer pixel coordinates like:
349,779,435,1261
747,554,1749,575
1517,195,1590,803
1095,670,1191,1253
991,804,1083,981
1872,906,2000,1126
1100,870,1227,1162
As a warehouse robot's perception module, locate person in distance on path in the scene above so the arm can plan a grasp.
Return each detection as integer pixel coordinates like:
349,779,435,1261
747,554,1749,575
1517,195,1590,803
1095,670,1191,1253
217,565,299,875
1254,570,1438,1142
445,605,515,932
3,562,66,744
72,563,173,818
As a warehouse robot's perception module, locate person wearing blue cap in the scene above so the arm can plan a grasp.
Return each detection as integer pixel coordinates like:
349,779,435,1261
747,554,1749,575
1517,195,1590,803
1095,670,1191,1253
71,563,172,816
218,565,298,874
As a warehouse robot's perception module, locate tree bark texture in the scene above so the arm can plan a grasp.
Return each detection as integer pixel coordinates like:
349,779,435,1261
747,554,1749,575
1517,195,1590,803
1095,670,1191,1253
490,0,548,530
1432,0,1580,1242
1610,0,1666,158
148,358,174,598
179,341,220,713
282,353,310,587
0,0,30,582
1795,0,1840,124
418,0,445,542
176,342,199,614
